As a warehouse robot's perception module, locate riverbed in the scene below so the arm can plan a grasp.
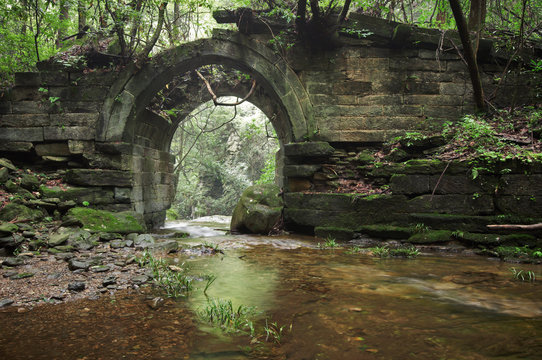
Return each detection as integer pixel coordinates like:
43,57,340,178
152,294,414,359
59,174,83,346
1,217,541,359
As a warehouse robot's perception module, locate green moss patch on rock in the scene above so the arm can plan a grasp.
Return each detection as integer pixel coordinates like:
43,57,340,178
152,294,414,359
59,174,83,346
314,226,354,241
0,203,44,222
407,230,453,244
65,207,145,233
359,225,413,239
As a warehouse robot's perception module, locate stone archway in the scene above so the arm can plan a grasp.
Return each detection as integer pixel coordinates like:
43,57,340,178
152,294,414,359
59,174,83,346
98,31,314,227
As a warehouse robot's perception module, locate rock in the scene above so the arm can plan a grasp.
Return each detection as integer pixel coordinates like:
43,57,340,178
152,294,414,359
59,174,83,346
65,207,145,233
3,270,18,278
10,272,34,280
315,227,354,241
0,158,17,171
0,299,14,308
19,173,40,191
230,184,284,235
48,230,71,247
146,297,165,310
2,257,24,267
0,203,44,222
284,142,335,158
90,265,110,273
98,232,123,241
110,240,127,248
68,281,86,292
68,258,91,271
54,252,74,260
0,222,18,236
102,276,117,287
132,275,149,285
67,229,95,250
384,148,410,163
134,234,155,249
0,167,8,184
152,239,179,253
0,234,23,249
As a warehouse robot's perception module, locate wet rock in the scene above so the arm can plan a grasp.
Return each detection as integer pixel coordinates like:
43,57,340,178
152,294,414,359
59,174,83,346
68,258,91,271
2,257,24,267
22,231,36,238
58,200,77,212
48,230,71,247
68,281,86,292
231,184,283,235
99,232,123,241
132,275,149,285
152,239,179,253
146,297,165,310
0,298,14,307
102,276,117,287
54,245,75,252
90,265,110,273
134,234,155,249
67,230,95,250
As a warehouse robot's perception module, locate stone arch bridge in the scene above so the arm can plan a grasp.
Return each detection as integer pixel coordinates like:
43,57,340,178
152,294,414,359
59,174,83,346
0,12,539,230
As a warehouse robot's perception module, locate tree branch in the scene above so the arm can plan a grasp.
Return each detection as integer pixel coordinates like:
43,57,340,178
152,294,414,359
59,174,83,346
195,70,257,107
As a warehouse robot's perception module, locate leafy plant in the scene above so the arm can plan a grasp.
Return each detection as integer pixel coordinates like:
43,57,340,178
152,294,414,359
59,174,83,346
136,250,192,298
370,245,419,258
317,236,339,249
263,319,290,344
199,298,256,334
510,267,536,282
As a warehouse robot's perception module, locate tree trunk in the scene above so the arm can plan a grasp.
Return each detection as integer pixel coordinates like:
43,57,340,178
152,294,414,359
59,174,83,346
468,0,487,32
56,0,70,48
448,0,486,112
78,0,87,34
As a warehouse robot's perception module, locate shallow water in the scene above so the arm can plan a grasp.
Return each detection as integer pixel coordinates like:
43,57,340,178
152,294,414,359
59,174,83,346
1,219,541,360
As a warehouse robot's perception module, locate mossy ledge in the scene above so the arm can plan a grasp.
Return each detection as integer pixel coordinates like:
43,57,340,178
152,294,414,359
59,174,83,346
65,207,145,234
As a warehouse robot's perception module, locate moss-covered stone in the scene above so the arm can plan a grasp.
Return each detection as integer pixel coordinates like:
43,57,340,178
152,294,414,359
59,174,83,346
408,230,453,244
20,173,40,191
231,184,283,234
284,141,334,158
65,207,145,233
40,184,115,205
359,225,413,239
0,203,44,222
0,222,18,236
314,226,354,241
356,150,376,164
456,232,502,246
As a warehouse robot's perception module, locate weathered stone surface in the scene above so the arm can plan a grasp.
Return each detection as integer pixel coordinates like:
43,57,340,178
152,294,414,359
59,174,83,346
284,142,334,158
134,234,155,249
314,226,354,241
35,143,71,156
390,174,482,195
0,142,34,152
65,169,132,187
1,114,50,127
499,175,542,196
20,173,40,191
359,225,413,239
495,196,542,217
43,126,96,140
287,178,312,192
408,230,453,244
0,222,18,237
283,165,321,177
0,167,8,184
152,239,179,253
0,158,17,171
231,184,283,234
40,185,115,205
407,194,494,215
0,128,43,142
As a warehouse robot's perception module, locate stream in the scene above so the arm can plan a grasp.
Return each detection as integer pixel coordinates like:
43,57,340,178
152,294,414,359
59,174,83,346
1,216,541,359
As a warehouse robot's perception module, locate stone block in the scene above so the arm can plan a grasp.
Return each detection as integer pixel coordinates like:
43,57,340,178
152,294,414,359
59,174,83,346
68,140,95,154
65,169,132,187
407,194,494,215
40,185,115,205
15,72,41,87
332,81,372,95
440,82,468,95
35,142,71,156
0,128,43,142
389,58,443,72
60,101,102,113
284,165,321,177
0,114,50,127
114,187,132,203
358,95,402,105
0,142,34,152
50,113,99,127
500,174,542,196
287,178,312,192
403,81,440,94
40,71,70,86
306,82,333,94
495,196,542,217
403,94,463,106
11,101,48,114
48,86,110,102
418,49,460,60
0,101,11,114
11,87,41,101
284,141,335,158
44,126,96,140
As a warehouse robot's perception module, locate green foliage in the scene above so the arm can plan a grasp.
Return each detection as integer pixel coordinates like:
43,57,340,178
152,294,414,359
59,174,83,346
137,250,193,298
370,245,419,258
317,236,339,249
509,267,536,282
494,245,542,261
198,298,256,334
263,319,290,344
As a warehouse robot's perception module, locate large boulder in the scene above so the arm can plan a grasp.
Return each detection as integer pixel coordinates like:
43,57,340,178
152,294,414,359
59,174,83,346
230,184,283,235
0,203,44,222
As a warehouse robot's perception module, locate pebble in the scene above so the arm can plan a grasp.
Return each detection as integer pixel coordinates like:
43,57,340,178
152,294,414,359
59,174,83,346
131,275,149,285
2,257,24,267
68,281,86,292
90,265,110,273
68,258,91,271
102,276,117,287
3,270,18,278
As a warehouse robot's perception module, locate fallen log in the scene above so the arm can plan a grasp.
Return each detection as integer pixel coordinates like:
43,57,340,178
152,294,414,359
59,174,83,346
487,223,542,230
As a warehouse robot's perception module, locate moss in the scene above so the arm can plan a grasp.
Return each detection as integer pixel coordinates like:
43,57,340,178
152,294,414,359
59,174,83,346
66,207,145,234
457,232,502,246
314,226,354,241
0,203,44,222
359,225,413,239
408,230,453,244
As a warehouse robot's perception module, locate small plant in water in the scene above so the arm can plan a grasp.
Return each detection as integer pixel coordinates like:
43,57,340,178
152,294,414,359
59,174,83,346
199,298,256,334
345,246,365,255
136,250,192,298
317,236,339,249
263,319,291,344
369,245,419,258
203,274,217,296
510,267,536,282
